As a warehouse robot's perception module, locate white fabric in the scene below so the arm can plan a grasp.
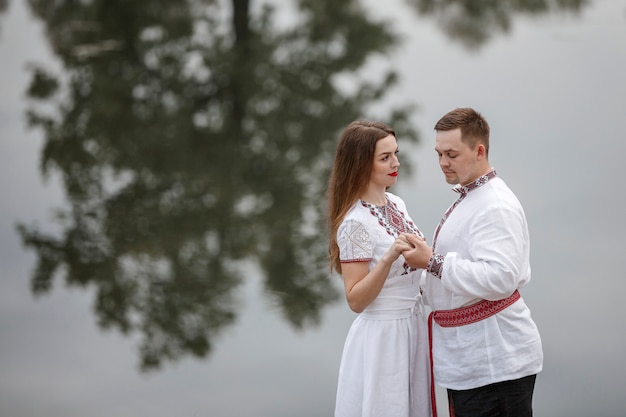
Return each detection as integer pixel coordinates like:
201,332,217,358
335,193,432,417
423,176,543,390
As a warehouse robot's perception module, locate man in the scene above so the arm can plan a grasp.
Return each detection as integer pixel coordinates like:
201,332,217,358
402,108,543,417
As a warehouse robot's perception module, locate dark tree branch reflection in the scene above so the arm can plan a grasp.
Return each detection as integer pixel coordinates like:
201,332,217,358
410,0,588,49
18,0,416,371
0,0,8,33
17,0,592,372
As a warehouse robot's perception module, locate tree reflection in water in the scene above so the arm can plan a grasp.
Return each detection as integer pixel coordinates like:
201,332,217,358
17,0,417,371
409,0,587,49
16,0,588,371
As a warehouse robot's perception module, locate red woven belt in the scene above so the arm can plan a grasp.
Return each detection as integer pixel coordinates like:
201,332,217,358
432,289,520,327
427,290,521,417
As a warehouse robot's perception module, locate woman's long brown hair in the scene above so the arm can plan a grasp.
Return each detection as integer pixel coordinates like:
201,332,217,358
327,120,396,275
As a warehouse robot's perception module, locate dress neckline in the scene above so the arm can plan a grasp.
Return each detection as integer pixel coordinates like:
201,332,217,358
360,195,389,208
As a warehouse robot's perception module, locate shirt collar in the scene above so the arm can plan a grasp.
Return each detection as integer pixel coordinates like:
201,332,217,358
453,168,497,195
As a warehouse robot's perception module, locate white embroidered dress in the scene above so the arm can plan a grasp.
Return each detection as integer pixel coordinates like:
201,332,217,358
334,192,432,417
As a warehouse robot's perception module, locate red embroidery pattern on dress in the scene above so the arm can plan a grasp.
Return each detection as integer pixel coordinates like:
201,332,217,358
361,198,423,274
361,199,422,239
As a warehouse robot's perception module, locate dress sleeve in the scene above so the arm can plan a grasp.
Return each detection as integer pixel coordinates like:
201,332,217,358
337,219,373,263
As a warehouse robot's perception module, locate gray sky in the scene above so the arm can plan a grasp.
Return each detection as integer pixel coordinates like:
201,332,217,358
390,1,626,415
1,1,625,416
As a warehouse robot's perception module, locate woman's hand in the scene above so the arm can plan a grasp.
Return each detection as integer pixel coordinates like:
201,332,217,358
382,235,415,263
342,234,418,313
399,233,432,269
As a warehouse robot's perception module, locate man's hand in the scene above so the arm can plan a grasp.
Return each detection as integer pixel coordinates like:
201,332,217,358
399,233,433,269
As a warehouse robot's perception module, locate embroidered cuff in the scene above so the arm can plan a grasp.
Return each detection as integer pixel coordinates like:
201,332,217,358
427,252,444,279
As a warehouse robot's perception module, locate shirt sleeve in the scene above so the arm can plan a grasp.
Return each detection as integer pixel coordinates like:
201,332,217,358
338,219,373,263
440,204,530,300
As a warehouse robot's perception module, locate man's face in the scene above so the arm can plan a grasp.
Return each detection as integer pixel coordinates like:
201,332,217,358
435,128,483,186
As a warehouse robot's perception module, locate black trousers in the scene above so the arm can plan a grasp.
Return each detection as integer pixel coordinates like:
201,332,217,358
447,374,537,417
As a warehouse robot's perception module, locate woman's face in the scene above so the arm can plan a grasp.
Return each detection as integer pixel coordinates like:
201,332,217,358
369,134,400,189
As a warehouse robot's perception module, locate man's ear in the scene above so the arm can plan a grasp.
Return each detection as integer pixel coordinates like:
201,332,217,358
476,144,487,159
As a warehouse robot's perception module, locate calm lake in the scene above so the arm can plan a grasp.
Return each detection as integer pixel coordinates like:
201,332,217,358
1,0,625,416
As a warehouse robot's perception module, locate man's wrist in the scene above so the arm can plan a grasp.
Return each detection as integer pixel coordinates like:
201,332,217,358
427,252,444,279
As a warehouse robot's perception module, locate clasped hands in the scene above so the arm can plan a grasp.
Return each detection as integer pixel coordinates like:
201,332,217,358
394,233,433,269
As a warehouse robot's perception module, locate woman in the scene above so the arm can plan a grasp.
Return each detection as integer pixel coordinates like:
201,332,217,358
328,120,432,417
